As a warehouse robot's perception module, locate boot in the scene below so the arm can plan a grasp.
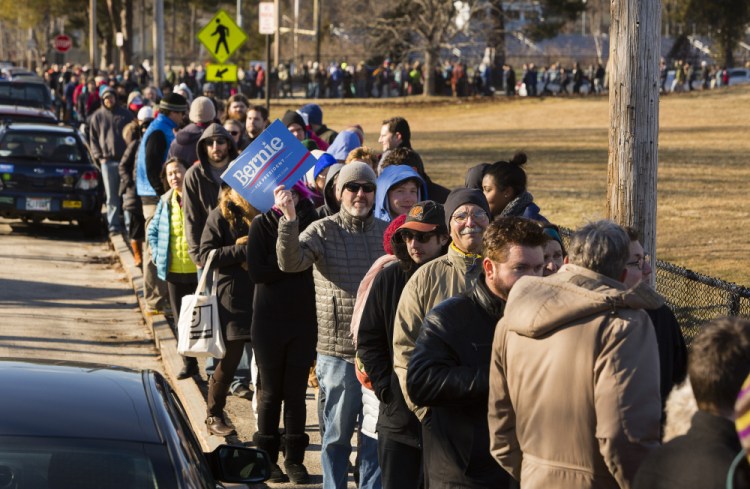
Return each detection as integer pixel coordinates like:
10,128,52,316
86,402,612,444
253,432,287,483
282,433,310,484
130,240,143,268
177,356,199,380
206,377,235,436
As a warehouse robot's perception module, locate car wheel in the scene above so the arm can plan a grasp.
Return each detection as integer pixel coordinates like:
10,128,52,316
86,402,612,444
79,216,105,238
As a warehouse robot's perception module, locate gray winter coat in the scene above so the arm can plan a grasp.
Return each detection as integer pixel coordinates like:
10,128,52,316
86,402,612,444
277,209,388,360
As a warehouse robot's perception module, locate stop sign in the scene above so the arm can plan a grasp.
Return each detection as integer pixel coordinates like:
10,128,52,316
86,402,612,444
53,35,72,53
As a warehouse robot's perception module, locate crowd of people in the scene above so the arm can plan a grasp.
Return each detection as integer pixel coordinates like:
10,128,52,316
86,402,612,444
39,63,750,489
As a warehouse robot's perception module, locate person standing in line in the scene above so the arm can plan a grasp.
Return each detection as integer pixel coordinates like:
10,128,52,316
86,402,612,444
358,201,451,489
198,187,259,436
407,217,547,489
89,85,134,236
489,220,663,489
274,162,388,489
146,157,199,379
135,93,188,314
248,180,320,484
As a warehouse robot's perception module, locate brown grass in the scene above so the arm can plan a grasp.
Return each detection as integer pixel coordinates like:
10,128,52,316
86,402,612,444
276,86,750,286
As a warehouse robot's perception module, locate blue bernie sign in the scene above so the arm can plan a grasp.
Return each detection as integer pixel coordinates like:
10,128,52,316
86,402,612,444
221,119,315,212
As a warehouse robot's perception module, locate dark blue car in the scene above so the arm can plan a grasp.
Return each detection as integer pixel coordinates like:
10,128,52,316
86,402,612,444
0,359,270,488
0,123,104,236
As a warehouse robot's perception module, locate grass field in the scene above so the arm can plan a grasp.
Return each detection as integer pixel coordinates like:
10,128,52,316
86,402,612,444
276,86,749,286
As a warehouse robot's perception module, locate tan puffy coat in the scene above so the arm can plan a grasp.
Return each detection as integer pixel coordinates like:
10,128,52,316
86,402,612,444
277,210,387,360
393,244,482,420
489,264,663,489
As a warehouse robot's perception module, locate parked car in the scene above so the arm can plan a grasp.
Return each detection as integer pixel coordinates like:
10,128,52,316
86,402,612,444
726,67,750,86
0,358,271,488
0,79,53,110
0,122,104,236
0,66,40,80
0,104,57,124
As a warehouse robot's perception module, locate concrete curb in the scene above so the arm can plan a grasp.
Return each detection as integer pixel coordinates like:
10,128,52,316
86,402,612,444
110,235,221,452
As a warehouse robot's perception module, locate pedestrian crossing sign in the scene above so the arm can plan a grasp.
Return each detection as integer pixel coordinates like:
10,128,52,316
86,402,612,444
197,10,247,64
206,63,238,83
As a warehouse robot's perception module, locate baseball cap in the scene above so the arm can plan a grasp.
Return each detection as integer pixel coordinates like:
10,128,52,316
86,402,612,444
397,200,447,234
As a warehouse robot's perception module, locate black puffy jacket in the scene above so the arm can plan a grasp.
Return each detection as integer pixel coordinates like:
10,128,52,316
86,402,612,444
407,276,511,489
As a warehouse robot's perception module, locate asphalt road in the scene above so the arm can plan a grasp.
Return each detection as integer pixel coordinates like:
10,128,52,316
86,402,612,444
0,218,357,488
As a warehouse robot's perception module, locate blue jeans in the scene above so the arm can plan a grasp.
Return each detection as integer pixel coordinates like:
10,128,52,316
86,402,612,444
359,433,382,489
316,354,363,489
101,159,123,233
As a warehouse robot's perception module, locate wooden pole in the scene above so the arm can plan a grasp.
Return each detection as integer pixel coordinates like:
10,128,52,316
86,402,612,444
607,0,660,283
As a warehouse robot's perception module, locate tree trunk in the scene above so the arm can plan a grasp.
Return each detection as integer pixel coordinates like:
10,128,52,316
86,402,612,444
723,36,735,68
423,47,437,96
121,0,133,67
487,0,505,90
607,0,660,283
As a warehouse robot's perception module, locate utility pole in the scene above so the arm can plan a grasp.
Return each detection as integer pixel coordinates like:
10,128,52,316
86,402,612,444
607,0,660,285
89,0,97,69
314,0,321,63
153,0,165,87
273,0,280,67
237,0,242,27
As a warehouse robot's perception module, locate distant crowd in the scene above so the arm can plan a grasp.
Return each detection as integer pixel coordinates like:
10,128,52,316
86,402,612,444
34,61,750,489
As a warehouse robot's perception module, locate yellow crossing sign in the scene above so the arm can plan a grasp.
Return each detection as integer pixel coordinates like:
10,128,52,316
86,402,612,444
197,10,247,64
206,63,238,83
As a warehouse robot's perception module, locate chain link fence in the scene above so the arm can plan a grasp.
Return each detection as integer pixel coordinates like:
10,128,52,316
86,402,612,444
559,228,750,347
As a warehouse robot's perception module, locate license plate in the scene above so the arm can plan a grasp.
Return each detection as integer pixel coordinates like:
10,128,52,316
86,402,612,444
62,200,82,209
26,198,51,211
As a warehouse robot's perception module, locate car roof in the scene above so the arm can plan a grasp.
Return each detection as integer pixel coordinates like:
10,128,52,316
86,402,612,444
1,123,76,134
0,104,57,121
0,359,162,443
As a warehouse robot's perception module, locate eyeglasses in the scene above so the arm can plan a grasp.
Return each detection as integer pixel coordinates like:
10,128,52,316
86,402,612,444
398,230,438,243
228,130,240,136
452,209,489,224
626,254,651,271
206,138,228,145
343,182,376,194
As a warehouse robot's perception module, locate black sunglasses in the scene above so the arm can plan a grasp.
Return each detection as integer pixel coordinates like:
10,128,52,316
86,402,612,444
343,182,376,193
396,230,437,243
228,130,240,136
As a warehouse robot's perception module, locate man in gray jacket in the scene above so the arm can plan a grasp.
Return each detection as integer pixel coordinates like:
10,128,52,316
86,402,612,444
88,85,134,235
274,162,388,489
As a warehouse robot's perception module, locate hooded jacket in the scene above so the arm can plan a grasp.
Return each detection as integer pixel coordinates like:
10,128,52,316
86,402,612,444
489,264,663,489
373,165,426,222
326,129,362,161
183,124,238,266
136,113,178,197
167,122,209,165
276,205,389,360
393,244,483,421
315,163,343,219
407,276,511,489
197,189,256,341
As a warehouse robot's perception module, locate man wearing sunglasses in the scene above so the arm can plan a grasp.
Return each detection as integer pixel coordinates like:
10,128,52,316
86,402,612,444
393,188,491,421
168,96,215,167
407,217,547,489
358,200,450,489
275,162,389,489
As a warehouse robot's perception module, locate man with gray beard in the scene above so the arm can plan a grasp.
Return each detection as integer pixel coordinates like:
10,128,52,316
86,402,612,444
392,188,491,421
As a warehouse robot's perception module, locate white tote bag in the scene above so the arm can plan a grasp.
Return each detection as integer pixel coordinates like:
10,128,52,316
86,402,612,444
177,250,226,358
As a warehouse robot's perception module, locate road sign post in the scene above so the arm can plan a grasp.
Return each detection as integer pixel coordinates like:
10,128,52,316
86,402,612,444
259,3,275,112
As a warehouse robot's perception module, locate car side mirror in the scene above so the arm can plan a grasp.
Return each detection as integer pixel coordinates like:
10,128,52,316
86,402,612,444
208,445,271,483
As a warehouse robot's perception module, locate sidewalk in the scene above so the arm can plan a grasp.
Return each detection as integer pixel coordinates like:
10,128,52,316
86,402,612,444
110,234,355,488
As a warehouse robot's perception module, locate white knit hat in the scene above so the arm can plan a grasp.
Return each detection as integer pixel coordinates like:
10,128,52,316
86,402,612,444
189,96,216,124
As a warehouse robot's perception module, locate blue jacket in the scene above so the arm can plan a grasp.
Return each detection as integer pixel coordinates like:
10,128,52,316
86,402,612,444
147,190,173,280
374,165,426,222
136,114,177,197
326,130,361,161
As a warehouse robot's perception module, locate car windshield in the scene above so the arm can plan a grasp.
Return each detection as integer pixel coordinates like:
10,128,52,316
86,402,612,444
0,437,162,489
0,83,50,109
0,132,83,162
